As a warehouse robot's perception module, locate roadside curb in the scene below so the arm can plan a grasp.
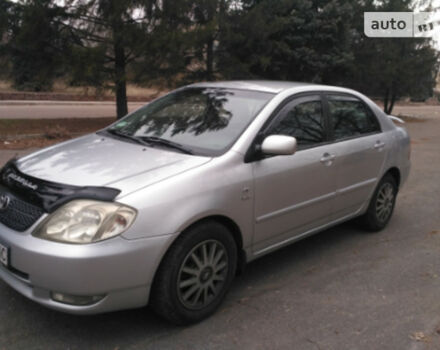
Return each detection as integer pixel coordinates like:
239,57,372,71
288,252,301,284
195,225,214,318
0,100,147,106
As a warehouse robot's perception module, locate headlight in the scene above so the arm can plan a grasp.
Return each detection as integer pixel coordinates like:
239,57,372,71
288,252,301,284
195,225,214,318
33,200,137,244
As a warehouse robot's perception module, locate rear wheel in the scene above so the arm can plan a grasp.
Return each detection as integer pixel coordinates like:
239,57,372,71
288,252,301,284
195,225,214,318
359,174,397,231
150,221,237,325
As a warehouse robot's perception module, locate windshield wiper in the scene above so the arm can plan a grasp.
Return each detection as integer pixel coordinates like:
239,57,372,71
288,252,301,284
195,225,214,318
140,136,194,155
105,129,150,147
105,130,193,154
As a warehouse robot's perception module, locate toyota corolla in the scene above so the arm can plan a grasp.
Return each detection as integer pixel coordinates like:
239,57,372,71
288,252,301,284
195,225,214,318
0,81,410,324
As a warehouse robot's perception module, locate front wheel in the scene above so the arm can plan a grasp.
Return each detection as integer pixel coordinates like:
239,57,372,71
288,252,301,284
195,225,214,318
150,221,237,325
359,174,398,231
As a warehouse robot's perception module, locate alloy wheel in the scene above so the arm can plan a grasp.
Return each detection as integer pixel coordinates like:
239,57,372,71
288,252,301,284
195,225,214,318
177,240,229,310
376,182,395,223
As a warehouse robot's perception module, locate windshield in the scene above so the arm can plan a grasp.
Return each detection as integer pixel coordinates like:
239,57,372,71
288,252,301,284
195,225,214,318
106,87,274,155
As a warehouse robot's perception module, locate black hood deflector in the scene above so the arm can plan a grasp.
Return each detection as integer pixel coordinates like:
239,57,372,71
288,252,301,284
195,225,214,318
0,160,121,213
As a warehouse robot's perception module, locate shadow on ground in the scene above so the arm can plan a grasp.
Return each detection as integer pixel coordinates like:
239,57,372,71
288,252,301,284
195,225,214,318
0,219,365,349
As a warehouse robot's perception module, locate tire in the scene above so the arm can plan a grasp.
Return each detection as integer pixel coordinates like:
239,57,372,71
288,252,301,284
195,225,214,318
150,221,238,325
359,173,398,232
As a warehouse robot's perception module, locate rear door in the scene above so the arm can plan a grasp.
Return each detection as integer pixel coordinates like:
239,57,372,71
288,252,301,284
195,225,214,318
324,93,387,219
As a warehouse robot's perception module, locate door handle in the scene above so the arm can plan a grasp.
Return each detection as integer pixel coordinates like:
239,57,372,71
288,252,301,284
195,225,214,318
320,153,335,165
374,141,386,150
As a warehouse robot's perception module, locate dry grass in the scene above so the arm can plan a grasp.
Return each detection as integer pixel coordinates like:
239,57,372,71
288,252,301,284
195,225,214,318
0,80,13,92
0,117,114,136
0,117,114,149
43,125,71,139
0,79,165,98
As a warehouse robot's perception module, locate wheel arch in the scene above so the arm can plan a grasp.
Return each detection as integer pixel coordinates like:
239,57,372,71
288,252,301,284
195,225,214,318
150,214,247,303
179,215,247,274
384,167,401,188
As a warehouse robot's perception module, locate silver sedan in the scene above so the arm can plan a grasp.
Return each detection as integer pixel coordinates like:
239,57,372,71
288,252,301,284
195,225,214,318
0,81,410,324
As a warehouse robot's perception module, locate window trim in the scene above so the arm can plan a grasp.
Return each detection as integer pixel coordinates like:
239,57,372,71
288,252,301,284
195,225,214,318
244,90,384,163
244,92,332,163
266,95,329,151
323,92,382,143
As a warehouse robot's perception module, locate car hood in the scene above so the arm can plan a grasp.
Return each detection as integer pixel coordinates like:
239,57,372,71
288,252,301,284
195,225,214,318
16,133,211,196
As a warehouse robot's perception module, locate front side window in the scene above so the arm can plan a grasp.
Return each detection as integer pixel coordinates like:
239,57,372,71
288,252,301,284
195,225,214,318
107,88,274,155
327,95,380,140
269,98,325,148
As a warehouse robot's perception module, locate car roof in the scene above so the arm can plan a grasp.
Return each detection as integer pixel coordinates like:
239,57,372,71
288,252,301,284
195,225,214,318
188,80,318,94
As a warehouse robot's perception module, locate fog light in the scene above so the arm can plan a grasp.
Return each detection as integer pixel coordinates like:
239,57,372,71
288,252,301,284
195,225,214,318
51,292,105,306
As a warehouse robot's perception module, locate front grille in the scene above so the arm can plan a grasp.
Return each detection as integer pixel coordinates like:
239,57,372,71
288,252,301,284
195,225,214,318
0,194,44,232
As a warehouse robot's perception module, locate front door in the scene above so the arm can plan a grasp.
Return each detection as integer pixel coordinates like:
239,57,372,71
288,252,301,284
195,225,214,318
252,95,338,254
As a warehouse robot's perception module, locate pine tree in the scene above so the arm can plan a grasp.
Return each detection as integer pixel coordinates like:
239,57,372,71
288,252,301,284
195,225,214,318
6,0,68,91
348,0,439,113
218,0,355,84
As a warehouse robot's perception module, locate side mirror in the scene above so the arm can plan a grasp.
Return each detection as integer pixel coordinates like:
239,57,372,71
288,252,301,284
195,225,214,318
261,135,297,156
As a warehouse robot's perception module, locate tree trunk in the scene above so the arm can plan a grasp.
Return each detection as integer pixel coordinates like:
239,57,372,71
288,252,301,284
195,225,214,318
383,85,397,115
115,82,128,119
112,10,128,120
387,91,397,115
115,77,128,119
114,41,128,119
383,88,389,114
206,37,214,81
387,82,397,115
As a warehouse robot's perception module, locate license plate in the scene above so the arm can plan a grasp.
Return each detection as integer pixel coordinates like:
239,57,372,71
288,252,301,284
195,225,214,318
0,243,8,267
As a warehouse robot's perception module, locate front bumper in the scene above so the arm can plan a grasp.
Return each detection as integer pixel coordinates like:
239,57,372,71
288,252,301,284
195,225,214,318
0,223,178,314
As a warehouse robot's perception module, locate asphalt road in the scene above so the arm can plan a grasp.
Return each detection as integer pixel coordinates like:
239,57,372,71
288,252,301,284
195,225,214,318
0,101,145,119
0,116,439,349
0,100,439,120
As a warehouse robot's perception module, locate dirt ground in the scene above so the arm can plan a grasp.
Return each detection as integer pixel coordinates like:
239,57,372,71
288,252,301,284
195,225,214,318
0,101,145,121
0,80,165,101
0,117,115,149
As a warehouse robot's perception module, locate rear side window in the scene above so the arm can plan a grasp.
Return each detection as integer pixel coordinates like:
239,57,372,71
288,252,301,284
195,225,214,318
269,98,325,148
327,95,380,140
